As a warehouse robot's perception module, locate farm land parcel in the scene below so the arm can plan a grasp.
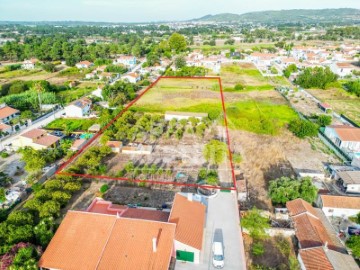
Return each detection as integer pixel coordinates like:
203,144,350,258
56,76,297,190
57,77,237,190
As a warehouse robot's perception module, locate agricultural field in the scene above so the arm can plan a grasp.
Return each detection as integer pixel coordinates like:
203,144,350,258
220,63,291,91
308,87,360,125
56,84,99,103
135,77,297,135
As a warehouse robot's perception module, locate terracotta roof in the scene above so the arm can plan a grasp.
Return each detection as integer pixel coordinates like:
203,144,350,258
35,134,60,147
21,129,47,139
329,125,360,142
0,123,11,131
38,211,118,269
97,218,175,270
336,62,353,68
319,103,331,109
39,211,175,270
125,72,139,78
286,198,318,218
0,106,19,120
169,194,206,250
106,141,122,148
320,195,360,210
292,213,335,250
87,198,169,222
299,246,359,270
299,247,334,270
78,60,92,66
122,208,170,222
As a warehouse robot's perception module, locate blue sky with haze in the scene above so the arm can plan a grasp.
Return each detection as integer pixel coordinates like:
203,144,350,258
0,0,359,22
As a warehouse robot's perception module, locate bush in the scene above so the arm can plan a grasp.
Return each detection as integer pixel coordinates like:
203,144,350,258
288,119,318,138
99,184,109,193
252,242,265,256
316,115,332,126
234,84,244,91
0,152,9,158
42,63,56,73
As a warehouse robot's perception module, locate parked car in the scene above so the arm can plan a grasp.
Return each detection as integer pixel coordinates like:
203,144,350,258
212,242,224,269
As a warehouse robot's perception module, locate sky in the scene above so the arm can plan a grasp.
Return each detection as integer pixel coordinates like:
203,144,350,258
0,0,359,22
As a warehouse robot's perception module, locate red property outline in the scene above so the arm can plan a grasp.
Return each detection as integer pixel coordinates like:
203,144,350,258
56,76,237,191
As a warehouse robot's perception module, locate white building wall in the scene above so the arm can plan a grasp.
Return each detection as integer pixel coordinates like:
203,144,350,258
322,207,359,218
174,240,201,264
65,105,88,118
345,184,360,194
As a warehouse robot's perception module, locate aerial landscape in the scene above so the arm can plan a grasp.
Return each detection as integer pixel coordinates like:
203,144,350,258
0,0,360,269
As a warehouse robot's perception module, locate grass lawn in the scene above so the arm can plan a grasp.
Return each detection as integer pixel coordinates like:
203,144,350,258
46,118,97,132
57,87,96,103
0,69,45,79
133,78,297,135
308,87,360,125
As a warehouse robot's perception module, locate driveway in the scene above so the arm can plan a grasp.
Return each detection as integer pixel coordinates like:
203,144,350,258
176,192,246,270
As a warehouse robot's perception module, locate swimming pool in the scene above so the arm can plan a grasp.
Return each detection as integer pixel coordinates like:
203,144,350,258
80,133,94,140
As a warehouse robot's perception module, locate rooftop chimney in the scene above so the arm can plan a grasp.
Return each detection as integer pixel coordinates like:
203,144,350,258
187,193,193,202
324,241,328,252
152,237,157,253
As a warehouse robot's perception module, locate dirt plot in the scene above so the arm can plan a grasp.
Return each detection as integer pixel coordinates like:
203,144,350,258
284,90,324,116
230,129,338,209
308,88,360,125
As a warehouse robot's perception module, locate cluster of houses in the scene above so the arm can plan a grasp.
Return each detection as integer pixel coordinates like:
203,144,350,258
38,193,206,269
286,197,359,270
246,43,360,78
0,104,22,136
185,51,227,73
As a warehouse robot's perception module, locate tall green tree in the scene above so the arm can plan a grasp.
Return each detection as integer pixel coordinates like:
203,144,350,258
168,33,187,53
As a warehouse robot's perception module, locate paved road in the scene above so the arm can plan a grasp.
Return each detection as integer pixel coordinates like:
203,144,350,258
176,192,246,270
0,108,65,151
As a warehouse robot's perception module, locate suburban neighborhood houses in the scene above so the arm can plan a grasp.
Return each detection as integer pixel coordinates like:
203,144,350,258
1,4,360,270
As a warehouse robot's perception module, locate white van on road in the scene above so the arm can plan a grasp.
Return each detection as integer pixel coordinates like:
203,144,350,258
212,242,224,269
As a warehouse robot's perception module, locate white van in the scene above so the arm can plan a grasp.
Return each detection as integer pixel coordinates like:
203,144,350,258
212,242,224,269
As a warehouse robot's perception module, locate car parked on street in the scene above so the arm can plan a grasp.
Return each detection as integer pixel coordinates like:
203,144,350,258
212,242,224,269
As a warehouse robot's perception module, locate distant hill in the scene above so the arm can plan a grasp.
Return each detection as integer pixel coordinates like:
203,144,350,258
192,9,360,24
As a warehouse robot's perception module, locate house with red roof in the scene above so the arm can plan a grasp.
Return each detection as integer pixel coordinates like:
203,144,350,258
324,125,360,157
0,104,20,124
38,193,207,269
286,199,358,270
121,72,140,83
13,128,60,150
22,58,38,69
75,60,93,69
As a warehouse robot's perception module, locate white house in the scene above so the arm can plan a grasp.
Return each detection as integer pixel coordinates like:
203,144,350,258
121,72,140,83
113,55,137,67
318,194,360,218
249,52,278,67
0,123,13,135
64,98,92,118
330,62,355,77
336,170,360,194
22,58,38,69
324,125,360,157
164,111,208,121
169,194,206,264
76,61,93,69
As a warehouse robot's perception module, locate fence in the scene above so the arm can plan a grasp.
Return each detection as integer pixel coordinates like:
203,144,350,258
318,130,351,162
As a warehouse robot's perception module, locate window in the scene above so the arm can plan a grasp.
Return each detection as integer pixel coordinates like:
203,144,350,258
328,209,334,213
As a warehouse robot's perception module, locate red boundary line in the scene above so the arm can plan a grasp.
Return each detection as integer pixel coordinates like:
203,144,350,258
56,76,237,191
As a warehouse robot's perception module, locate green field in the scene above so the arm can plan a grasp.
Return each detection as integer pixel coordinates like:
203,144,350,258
0,69,45,79
57,87,96,103
133,78,297,135
46,118,97,132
